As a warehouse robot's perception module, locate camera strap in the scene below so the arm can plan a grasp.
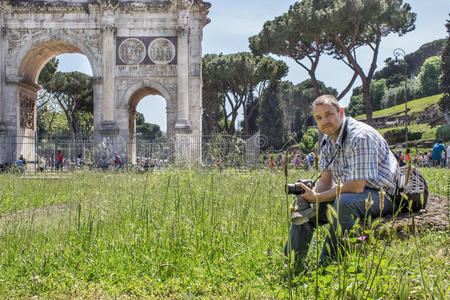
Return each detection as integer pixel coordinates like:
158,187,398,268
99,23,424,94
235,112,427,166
313,118,349,185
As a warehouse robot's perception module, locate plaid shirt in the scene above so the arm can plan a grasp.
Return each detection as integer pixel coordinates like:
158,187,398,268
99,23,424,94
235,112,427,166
319,117,398,191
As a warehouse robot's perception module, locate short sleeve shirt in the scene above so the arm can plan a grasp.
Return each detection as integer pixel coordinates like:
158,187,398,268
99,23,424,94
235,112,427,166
431,143,445,160
319,117,398,191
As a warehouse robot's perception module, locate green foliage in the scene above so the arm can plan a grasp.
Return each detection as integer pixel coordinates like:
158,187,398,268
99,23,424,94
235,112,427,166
436,125,450,140
299,127,318,154
202,52,288,134
135,112,162,140
347,94,365,117
373,39,445,85
317,0,416,119
418,56,443,97
439,20,450,113
381,78,421,109
38,58,58,85
256,83,287,150
38,68,93,140
356,93,443,120
249,0,333,98
0,170,447,298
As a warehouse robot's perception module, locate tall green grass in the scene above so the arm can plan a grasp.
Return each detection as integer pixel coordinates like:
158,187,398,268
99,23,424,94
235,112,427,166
0,169,447,298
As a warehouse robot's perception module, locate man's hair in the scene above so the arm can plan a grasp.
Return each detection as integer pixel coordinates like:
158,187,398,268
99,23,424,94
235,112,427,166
312,95,340,112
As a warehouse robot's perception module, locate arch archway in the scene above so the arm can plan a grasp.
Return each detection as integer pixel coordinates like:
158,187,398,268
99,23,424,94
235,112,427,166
12,39,95,164
124,81,174,164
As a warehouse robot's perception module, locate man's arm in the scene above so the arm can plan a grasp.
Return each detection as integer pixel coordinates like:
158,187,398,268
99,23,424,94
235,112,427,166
298,175,366,204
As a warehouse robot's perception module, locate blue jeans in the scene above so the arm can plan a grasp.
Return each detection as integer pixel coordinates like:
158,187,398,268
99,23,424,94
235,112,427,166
284,188,394,265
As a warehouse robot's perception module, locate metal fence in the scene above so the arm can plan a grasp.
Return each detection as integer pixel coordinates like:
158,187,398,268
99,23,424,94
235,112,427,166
1,132,262,172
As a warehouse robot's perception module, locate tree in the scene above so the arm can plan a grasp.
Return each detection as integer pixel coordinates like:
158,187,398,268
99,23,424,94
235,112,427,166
202,52,288,134
316,0,416,121
249,0,357,100
373,39,445,86
40,71,93,140
299,127,318,154
256,83,288,150
418,56,443,97
440,19,450,124
135,112,162,140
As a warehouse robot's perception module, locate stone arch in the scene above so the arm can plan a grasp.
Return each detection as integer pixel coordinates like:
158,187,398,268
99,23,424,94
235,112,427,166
11,36,98,162
16,35,100,82
122,80,174,163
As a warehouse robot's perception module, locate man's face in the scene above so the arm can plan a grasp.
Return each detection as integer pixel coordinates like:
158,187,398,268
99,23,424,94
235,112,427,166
313,103,344,140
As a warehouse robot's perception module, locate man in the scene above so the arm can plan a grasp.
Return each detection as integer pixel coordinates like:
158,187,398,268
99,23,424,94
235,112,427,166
431,139,447,167
286,95,398,268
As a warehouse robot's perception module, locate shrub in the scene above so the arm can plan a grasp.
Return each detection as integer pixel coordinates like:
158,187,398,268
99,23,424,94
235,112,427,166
436,125,450,140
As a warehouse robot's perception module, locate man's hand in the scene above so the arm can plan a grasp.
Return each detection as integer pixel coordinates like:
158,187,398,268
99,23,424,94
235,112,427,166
297,179,366,204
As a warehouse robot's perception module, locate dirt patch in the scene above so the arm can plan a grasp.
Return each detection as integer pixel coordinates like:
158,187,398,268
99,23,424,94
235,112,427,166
380,193,449,235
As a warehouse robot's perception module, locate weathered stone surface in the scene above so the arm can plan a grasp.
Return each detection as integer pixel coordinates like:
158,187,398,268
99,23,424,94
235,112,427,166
0,0,210,164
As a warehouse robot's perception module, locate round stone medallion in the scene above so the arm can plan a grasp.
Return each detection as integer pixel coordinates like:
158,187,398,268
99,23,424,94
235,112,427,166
118,38,146,65
148,38,176,64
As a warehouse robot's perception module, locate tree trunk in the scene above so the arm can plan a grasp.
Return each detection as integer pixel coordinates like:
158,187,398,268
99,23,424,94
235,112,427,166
361,81,373,122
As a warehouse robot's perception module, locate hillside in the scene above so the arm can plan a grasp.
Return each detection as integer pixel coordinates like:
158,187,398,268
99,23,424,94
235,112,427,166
354,94,448,144
355,94,443,120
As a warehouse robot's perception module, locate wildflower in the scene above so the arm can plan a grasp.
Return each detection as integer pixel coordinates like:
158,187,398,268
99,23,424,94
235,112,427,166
379,188,385,211
365,193,373,210
357,235,367,242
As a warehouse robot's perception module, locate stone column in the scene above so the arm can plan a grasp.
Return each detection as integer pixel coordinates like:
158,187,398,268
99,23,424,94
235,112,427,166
175,22,191,131
100,25,118,134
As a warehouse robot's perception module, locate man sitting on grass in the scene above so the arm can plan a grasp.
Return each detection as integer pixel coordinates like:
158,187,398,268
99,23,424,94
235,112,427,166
286,95,399,270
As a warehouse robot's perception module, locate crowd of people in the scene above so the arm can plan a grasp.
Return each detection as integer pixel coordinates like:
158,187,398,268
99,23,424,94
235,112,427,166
393,139,448,168
262,152,316,171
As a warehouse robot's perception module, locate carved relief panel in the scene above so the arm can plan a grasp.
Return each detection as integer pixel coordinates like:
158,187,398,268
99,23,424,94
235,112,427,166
19,89,36,130
116,37,177,65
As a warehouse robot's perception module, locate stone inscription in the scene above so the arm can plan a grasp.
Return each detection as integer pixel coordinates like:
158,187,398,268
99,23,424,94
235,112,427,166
116,37,177,65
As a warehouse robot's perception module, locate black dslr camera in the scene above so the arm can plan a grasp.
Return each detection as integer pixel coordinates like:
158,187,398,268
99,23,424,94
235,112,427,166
285,179,314,195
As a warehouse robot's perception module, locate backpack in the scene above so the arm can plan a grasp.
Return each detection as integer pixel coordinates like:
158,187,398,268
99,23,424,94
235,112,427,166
115,155,120,164
394,165,428,212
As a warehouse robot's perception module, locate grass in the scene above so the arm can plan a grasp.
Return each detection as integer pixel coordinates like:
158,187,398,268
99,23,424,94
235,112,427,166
0,168,448,298
355,94,443,120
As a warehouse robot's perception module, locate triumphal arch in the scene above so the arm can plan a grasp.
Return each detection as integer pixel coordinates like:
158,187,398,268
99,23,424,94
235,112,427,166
0,0,210,165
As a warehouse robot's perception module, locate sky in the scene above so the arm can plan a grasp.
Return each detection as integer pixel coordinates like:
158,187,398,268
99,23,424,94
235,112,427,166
57,0,450,132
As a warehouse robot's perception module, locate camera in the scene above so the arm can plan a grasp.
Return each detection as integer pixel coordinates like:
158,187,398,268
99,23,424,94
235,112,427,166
285,179,314,195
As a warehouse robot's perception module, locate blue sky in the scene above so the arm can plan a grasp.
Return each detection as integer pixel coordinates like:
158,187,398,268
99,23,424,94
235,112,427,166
57,0,450,132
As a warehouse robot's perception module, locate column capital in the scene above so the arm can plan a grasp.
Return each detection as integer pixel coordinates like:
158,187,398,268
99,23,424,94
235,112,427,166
102,25,116,35
177,25,189,37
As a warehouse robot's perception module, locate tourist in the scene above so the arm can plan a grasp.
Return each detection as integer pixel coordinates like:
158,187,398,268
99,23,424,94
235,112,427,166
405,148,411,164
268,156,275,171
431,140,446,167
56,150,64,171
285,95,398,270
416,151,425,167
112,152,122,171
76,154,84,168
16,154,26,174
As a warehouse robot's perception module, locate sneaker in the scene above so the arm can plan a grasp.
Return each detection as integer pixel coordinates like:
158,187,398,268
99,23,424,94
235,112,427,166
291,197,315,225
